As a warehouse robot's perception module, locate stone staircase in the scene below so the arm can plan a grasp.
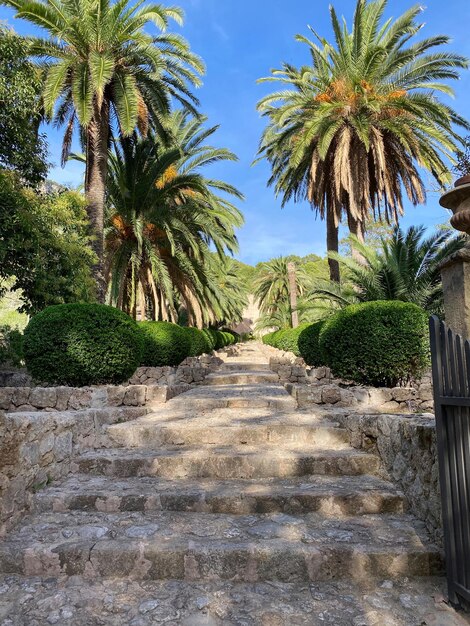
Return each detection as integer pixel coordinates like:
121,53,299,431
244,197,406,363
0,342,465,625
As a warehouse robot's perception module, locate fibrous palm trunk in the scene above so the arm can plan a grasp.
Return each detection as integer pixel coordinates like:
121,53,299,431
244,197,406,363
85,100,110,303
347,213,366,264
326,208,340,282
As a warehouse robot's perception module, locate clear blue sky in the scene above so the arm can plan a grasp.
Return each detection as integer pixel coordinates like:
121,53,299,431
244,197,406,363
1,0,470,265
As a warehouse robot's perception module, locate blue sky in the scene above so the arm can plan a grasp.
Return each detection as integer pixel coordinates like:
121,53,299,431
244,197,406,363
2,0,470,265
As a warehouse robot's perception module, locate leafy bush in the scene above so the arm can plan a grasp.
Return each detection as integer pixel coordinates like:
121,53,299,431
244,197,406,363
140,321,191,367
23,304,143,385
261,325,309,357
298,321,326,366
319,301,430,386
183,327,213,357
0,325,24,367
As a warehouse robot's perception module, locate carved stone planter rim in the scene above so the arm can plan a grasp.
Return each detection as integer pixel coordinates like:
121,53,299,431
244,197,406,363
438,247,470,271
439,182,470,211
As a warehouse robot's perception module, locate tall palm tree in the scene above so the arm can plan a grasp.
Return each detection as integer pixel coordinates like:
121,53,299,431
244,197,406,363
253,257,311,325
206,255,248,327
2,0,204,300
105,113,244,326
257,0,469,281
311,225,466,316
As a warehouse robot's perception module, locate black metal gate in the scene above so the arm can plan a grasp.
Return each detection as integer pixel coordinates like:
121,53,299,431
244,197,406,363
430,315,470,608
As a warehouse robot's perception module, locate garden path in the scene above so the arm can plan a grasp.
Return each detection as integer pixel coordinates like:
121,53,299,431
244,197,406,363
0,342,468,625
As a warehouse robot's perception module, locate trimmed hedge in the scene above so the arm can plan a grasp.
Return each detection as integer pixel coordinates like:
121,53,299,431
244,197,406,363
23,304,143,386
319,301,430,387
298,321,325,366
262,323,324,365
183,326,213,357
139,321,190,367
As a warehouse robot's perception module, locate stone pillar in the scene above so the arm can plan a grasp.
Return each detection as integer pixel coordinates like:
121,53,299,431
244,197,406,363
439,182,470,336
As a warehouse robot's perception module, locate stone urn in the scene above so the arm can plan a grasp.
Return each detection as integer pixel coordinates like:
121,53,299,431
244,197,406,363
440,181,470,234
439,180,470,337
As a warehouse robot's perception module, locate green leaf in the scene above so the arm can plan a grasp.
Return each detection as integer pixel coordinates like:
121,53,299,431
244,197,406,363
42,60,70,117
113,71,139,134
71,62,93,125
89,51,114,103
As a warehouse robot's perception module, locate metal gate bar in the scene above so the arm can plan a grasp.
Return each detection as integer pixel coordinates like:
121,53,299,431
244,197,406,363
430,316,470,607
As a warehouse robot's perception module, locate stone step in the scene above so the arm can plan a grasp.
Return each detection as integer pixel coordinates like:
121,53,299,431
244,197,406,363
0,511,443,582
75,446,382,479
34,475,404,516
204,372,280,386
167,384,296,411
220,362,271,372
0,574,456,626
107,416,350,448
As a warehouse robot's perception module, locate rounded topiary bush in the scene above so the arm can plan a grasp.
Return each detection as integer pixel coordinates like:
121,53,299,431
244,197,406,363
183,327,212,357
23,304,143,386
139,321,191,367
298,321,326,366
319,301,430,387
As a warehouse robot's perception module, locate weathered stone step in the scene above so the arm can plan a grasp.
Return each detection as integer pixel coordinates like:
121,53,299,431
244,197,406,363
76,446,382,479
0,511,443,581
168,384,296,411
204,372,280,386
220,362,271,372
1,574,456,625
34,475,404,516
108,417,350,448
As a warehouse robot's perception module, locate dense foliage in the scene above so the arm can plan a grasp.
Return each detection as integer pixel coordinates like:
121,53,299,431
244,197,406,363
262,321,325,366
0,170,96,313
0,27,48,184
319,301,430,386
139,321,191,367
257,0,469,281
0,325,24,367
312,226,465,317
1,0,204,299
23,304,143,385
298,322,326,366
106,114,244,326
183,327,213,357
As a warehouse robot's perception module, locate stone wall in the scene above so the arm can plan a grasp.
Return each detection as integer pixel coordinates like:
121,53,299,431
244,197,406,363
129,354,222,386
0,384,168,413
0,405,145,536
334,412,442,545
264,345,434,413
0,354,224,412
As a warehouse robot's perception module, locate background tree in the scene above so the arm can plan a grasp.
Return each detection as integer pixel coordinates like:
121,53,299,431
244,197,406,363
1,0,204,300
253,256,311,326
105,114,244,326
0,170,95,313
311,225,465,316
0,26,47,184
257,0,469,281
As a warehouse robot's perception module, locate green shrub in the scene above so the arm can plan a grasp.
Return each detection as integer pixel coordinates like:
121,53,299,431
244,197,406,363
183,327,212,357
23,304,143,385
139,321,190,367
0,325,24,367
298,321,326,366
319,301,430,387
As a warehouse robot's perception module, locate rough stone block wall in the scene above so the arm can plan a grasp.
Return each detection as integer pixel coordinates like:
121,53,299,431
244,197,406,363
0,406,145,536
263,344,435,413
335,412,442,545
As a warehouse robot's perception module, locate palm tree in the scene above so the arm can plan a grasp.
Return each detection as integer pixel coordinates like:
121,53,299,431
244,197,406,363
2,0,204,300
311,225,466,316
105,113,244,326
206,255,248,327
253,257,311,326
257,0,469,281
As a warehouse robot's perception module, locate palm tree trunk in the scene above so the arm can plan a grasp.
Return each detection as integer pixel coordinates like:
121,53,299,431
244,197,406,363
326,208,340,282
347,214,366,264
85,100,110,303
